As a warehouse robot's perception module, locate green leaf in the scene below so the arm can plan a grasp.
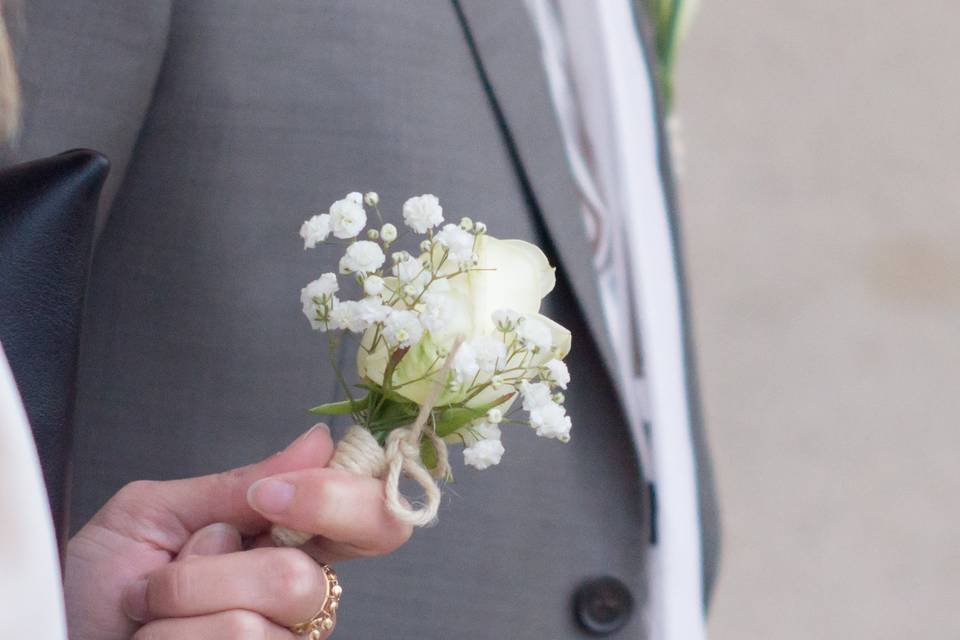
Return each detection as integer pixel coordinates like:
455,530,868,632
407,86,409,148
434,393,516,437
420,438,438,471
368,397,419,431
434,406,486,437
308,396,368,415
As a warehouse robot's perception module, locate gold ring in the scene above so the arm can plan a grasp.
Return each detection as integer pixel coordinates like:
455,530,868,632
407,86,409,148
289,563,342,639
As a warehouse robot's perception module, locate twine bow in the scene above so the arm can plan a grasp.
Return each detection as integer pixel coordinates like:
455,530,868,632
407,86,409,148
271,338,462,547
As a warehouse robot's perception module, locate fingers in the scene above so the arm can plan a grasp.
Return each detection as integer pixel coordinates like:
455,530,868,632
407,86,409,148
247,467,412,556
177,523,243,559
124,547,329,628
132,610,301,640
92,424,334,550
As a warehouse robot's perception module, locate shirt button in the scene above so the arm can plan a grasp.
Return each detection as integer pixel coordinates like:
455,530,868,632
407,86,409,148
573,576,634,636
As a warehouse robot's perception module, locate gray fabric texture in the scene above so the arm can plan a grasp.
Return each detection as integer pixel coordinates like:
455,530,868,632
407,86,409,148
4,0,717,637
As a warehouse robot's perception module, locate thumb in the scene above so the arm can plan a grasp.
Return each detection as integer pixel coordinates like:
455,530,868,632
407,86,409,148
91,424,334,551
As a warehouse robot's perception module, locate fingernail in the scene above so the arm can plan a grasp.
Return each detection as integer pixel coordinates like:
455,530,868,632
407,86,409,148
122,577,149,622
180,523,241,557
247,478,295,514
285,424,328,450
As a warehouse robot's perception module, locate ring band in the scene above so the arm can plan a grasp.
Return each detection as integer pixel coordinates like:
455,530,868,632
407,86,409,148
289,563,342,639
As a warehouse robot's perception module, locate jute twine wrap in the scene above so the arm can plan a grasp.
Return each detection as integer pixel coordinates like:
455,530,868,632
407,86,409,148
271,339,462,548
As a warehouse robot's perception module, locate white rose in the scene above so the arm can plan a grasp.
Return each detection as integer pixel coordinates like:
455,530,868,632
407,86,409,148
339,240,385,275
358,235,571,407
329,198,367,238
300,214,331,249
402,194,444,233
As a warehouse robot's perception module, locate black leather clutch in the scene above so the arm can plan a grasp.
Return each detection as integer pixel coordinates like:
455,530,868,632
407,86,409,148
0,149,109,553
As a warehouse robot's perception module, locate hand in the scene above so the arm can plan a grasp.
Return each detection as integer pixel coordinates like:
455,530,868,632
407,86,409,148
65,425,412,640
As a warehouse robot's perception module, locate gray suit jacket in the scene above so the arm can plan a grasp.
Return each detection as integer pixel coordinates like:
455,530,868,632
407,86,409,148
4,1,718,637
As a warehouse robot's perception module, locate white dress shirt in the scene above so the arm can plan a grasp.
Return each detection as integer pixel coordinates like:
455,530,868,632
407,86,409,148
525,1,707,638
0,343,68,640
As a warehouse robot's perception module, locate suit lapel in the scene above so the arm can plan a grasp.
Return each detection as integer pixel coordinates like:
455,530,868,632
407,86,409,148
451,0,626,405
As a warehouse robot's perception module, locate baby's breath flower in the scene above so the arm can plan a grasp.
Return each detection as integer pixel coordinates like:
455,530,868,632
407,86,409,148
329,198,367,238
380,223,397,243
419,239,432,253
490,374,505,389
463,438,505,470
528,400,572,441
516,316,553,351
492,308,520,332
434,223,475,264
382,309,423,348
339,240,386,275
328,300,365,333
364,191,379,206
452,341,480,383
487,408,503,424
543,359,570,389
553,392,565,404
428,278,451,294
470,335,507,373
419,292,453,336
354,298,391,326
459,216,474,230
474,221,487,234
394,256,430,294
300,273,339,330
363,275,385,297
402,194,444,233
520,380,553,412
366,228,380,241
299,213,331,249
345,191,363,205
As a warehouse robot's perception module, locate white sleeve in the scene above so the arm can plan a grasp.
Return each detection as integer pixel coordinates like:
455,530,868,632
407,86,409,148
0,343,67,640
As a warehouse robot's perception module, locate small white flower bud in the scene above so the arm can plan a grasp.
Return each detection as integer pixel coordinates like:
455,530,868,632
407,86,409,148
381,223,398,243
420,239,432,253
364,191,379,206
474,221,487,234
367,228,380,240
553,392,565,404
391,250,408,264
459,216,474,230
487,408,503,424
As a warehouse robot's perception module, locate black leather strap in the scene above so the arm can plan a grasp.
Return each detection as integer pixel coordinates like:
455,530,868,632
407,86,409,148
0,149,109,553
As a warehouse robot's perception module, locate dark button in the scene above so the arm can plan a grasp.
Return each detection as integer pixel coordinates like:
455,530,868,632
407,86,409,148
573,576,634,636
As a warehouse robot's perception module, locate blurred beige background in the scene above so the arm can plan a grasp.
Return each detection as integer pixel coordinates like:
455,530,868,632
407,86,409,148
674,1,960,637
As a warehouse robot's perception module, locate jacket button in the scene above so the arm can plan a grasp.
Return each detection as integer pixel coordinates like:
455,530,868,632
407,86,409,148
573,576,634,636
